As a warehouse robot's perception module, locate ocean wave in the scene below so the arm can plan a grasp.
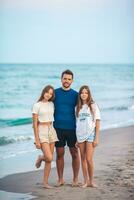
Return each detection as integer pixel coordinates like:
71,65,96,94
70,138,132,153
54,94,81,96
130,95,134,99
0,117,32,127
102,119,134,130
129,105,134,110
103,105,134,111
0,149,37,161
0,135,34,146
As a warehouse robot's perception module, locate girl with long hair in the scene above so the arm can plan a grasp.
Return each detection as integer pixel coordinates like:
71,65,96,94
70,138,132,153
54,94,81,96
32,85,58,189
76,85,101,188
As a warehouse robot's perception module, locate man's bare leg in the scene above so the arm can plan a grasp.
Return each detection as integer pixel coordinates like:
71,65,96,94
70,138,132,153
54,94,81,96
56,147,65,186
69,147,80,186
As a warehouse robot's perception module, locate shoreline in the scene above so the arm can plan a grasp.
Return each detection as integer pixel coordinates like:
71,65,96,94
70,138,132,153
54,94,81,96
0,125,134,200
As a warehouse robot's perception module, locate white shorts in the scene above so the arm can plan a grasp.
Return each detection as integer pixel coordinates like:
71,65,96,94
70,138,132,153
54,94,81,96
38,124,59,144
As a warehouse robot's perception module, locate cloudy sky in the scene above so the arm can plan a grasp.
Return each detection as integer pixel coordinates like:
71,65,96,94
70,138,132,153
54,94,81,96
0,0,134,63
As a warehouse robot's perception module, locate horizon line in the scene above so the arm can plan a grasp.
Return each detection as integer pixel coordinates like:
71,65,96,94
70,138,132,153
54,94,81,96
0,62,134,65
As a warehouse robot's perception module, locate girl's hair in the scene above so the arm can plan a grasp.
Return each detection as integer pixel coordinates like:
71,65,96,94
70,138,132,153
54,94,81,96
37,85,55,102
76,85,94,117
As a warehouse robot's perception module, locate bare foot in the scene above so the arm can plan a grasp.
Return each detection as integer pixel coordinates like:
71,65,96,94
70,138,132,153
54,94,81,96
43,183,53,189
88,182,98,188
80,183,88,188
72,181,81,187
35,155,42,168
55,180,65,187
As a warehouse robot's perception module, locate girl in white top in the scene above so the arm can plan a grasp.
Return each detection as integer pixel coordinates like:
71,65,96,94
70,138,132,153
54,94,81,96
32,85,58,189
76,85,101,188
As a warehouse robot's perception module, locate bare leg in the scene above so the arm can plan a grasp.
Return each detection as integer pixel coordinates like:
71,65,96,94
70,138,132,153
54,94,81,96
86,142,97,187
79,142,88,188
69,147,80,186
41,142,54,189
35,155,45,168
56,147,65,186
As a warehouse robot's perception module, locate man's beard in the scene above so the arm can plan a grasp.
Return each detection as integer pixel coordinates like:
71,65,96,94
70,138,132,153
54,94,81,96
63,83,71,88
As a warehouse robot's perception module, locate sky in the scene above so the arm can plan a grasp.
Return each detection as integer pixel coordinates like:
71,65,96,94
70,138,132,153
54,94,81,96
0,0,134,64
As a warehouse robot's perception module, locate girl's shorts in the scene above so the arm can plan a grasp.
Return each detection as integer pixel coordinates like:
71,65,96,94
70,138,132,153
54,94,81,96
86,132,95,143
77,132,95,143
38,125,59,144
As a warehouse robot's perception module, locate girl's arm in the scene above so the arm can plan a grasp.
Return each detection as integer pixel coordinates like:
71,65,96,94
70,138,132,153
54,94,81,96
93,119,100,147
32,114,41,149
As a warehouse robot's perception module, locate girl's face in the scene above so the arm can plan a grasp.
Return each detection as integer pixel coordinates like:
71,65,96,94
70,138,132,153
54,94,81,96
43,88,53,101
80,88,88,102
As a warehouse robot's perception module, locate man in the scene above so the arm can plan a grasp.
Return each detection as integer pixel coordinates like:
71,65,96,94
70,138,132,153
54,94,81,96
54,69,80,187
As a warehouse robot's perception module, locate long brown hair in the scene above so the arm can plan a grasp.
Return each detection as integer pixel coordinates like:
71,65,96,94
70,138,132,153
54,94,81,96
76,85,94,117
37,85,55,102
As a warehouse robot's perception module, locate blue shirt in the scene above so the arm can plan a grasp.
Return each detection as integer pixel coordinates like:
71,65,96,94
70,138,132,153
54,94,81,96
54,87,78,130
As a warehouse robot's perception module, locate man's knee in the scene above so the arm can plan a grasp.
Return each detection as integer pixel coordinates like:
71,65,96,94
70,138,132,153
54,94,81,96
56,148,65,159
70,147,79,160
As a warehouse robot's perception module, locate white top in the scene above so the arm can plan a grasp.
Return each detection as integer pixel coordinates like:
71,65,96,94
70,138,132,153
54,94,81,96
32,101,54,122
76,103,100,143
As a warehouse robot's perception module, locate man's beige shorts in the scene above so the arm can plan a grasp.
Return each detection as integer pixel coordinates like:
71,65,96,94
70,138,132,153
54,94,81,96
38,124,59,144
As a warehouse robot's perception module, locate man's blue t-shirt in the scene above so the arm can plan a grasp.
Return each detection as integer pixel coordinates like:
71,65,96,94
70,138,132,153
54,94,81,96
54,87,78,130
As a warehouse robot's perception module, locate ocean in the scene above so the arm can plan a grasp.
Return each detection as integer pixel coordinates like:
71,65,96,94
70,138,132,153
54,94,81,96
0,64,134,177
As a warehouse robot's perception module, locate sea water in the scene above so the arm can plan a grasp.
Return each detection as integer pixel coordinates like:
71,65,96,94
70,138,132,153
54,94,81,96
0,64,134,177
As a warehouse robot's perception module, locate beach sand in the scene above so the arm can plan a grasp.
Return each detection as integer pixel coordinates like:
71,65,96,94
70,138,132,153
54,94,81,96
0,126,134,200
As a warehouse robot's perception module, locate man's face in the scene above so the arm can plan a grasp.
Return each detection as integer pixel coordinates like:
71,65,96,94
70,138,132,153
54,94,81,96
61,74,73,89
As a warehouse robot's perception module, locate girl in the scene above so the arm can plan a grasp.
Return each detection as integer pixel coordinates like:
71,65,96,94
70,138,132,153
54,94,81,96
76,85,100,188
32,85,58,189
